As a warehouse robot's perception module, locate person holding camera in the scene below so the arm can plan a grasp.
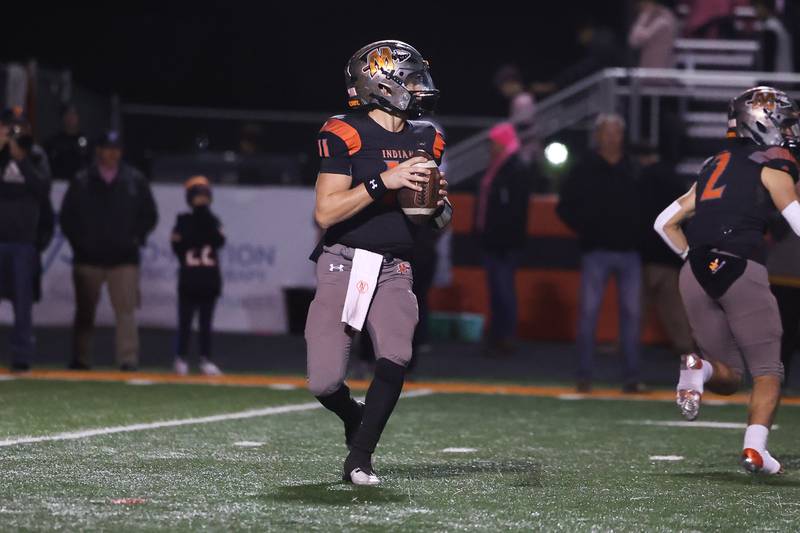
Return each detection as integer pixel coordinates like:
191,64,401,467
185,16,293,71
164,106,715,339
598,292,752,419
0,108,51,371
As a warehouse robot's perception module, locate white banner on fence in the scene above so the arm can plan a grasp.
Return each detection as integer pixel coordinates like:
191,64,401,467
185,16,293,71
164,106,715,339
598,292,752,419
0,183,318,334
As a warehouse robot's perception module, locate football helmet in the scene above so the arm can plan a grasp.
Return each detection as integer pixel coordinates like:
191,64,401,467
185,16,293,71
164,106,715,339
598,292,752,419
728,86,800,152
345,40,439,118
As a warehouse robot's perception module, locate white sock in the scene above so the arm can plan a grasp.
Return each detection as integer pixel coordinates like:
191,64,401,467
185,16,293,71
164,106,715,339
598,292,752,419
743,424,768,451
677,355,712,393
701,360,713,382
743,424,781,473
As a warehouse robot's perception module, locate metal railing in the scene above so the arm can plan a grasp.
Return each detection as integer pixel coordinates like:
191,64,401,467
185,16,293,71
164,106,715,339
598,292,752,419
444,68,800,185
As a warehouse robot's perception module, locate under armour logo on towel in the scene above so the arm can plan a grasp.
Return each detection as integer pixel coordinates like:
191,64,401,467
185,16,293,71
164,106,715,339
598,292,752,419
329,264,345,272
369,179,377,190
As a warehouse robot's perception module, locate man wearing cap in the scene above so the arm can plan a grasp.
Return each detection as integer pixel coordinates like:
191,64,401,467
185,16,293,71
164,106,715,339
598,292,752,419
60,131,158,371
0,108,51,371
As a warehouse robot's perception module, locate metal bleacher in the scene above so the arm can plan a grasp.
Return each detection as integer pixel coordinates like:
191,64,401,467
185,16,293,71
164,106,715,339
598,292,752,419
445,38,800,187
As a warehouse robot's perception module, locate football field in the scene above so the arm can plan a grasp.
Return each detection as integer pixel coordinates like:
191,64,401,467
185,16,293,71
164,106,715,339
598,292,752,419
1,372,799,531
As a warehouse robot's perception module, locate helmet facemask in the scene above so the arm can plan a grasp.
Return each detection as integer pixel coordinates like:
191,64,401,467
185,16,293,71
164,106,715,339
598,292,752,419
403,69,439,118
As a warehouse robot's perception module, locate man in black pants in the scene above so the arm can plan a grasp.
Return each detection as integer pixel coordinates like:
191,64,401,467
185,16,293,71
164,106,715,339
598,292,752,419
171,176,225,376
306,40,451,485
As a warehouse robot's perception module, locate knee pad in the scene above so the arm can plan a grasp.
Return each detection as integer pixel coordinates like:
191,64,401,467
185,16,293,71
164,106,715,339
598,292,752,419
374,358,406,385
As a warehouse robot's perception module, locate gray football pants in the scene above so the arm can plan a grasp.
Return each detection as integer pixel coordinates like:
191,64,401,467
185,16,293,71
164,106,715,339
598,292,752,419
305,244,418,396
679,259,784,381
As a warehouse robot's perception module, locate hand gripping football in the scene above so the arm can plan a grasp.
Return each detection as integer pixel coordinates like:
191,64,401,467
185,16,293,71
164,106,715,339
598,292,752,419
397,150,440,225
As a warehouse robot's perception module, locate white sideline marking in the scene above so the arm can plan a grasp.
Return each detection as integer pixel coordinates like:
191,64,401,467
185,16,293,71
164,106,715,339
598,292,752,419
126,379,155,386
0,375,17,382
704,399,730,406
557,394,585,400
625,420,780,430
649,455,684,461
0,388,434,448
268,384,298,391
442,447,478,453
233,441,264,447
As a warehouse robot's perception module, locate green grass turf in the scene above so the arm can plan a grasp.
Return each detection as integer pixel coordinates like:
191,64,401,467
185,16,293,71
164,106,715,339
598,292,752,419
1,378,799,531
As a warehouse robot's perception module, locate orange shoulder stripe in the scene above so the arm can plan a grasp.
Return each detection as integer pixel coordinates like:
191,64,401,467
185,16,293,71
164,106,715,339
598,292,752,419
433,131,446,160
320,118,362,156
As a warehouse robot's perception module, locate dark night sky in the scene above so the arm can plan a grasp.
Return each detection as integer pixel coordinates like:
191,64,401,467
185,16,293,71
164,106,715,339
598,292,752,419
1,2,632,117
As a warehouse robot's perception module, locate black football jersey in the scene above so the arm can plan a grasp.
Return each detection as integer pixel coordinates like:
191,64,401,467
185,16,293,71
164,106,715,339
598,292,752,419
315,111,445,258
171,209,226,298
686,138,800,264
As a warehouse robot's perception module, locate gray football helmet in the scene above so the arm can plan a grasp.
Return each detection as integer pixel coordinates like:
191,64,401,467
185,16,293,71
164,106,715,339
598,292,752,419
728,86,800,151
345,40,439,118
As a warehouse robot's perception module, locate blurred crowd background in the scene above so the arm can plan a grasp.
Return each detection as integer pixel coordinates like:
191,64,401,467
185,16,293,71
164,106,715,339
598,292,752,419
1,0,800,391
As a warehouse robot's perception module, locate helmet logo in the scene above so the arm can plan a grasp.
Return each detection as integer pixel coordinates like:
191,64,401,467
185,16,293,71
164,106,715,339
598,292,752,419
364,47,411,79
746,91,778,112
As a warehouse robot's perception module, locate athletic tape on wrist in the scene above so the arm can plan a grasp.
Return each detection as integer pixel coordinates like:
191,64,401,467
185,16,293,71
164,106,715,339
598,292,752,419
364,175,387,201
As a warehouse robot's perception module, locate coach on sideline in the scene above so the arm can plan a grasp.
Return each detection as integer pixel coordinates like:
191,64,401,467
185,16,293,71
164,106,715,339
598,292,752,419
60,131,158,371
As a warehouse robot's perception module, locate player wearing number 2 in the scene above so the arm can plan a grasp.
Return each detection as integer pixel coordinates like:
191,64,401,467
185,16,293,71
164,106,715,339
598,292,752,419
170,176,225,376
654,86,800,474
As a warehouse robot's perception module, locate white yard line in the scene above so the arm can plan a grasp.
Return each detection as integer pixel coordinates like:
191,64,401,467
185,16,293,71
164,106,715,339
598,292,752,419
0,388,433,448
624,420,779,430
649,455,684,461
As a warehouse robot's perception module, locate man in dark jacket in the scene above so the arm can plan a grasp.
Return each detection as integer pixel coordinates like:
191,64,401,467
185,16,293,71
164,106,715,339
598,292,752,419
0,108,50,371
557,114,642,393
476,123,530,356
60,131,158,370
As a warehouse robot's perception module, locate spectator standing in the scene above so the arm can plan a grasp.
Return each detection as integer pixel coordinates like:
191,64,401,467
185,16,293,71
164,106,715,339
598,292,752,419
60,131,158,371
557,114,642,393
171,176,225,376
0,108,50,371
629,0,679,69
754,0,794,73
767,219,800,393
493,66,538,164
634,143,694,357
45,104,90,181
476,123,530,357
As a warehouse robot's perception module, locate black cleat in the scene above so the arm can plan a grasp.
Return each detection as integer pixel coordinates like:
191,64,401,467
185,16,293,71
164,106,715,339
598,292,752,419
119,363,138,372
343,449,380,486
345,401,365,450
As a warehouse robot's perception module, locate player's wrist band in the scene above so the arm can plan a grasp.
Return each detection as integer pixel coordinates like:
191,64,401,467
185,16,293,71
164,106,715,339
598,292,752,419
364,175,387,200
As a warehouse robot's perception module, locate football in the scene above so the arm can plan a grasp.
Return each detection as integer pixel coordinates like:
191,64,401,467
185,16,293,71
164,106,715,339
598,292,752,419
397,149,440,225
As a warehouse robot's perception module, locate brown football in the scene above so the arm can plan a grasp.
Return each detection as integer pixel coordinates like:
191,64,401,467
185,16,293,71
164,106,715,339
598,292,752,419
397,149,440,225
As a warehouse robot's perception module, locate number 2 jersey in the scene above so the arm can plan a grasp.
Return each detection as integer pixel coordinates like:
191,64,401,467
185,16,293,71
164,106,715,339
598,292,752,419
686,138,800,264
314,110,445,259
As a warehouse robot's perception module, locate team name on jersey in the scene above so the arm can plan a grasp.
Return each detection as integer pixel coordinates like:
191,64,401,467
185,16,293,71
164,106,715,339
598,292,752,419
381,149,416,160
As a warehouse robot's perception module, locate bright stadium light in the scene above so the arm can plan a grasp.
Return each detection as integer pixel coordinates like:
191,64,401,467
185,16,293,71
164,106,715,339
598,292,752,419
544,142,568,166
